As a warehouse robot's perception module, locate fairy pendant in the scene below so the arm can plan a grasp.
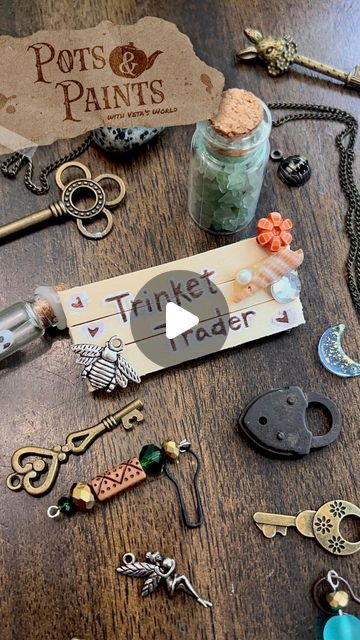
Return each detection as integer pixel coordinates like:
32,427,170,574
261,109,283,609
117,551,212,608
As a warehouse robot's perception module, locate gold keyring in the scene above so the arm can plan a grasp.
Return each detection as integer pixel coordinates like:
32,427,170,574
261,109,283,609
76,208,113,240
94,174,126,207
56,161,92,191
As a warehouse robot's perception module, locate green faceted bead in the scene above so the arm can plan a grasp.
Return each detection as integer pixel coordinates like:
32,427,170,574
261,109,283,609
139,444,165,475
57,496,76,516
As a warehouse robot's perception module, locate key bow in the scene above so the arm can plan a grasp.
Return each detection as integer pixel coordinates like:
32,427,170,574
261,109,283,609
55,161,126,240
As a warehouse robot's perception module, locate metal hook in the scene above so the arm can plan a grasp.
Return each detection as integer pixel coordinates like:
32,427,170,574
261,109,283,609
164,442,204,529
327,570,340,591
313,570,360,614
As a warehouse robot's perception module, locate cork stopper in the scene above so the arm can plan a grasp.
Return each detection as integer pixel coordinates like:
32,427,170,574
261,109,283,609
54,283,67,294
209,89,263,139
33,283,68,328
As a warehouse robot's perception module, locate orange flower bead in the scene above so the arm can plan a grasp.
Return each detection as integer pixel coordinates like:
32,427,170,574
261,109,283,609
256,212,293,252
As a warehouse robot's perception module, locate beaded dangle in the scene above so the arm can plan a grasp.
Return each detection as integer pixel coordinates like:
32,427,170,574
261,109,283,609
47,439,203,529
313,570,360,639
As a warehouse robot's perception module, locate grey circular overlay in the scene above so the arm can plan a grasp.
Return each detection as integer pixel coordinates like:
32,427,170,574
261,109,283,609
130,269,230,369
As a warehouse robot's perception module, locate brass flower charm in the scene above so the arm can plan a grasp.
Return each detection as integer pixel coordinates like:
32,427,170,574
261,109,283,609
315,516,333,535
328,536,346,554
329,501,346,518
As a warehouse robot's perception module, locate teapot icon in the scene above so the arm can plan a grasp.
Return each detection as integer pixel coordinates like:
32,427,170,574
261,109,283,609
109,42,163,78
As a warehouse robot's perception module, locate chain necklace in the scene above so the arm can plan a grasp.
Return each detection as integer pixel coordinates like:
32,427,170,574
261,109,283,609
268,102,360,314
0,133,93,195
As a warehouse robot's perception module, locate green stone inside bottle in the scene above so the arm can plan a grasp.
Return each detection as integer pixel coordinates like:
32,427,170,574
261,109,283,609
57,496,76,516
188,107,271,235
139,444,165,475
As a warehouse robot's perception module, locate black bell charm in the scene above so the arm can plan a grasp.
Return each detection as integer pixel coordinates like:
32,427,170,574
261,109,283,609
270,150,311,187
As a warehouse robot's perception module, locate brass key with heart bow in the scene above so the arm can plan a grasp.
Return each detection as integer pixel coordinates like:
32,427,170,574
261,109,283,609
254,500,360,556
6,399,143,497
0,161,126,242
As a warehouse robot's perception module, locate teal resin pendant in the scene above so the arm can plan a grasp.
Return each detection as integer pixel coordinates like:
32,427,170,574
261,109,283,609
323,614,360,639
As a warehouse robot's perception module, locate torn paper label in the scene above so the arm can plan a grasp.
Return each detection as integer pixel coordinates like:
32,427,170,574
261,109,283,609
0,17,224,154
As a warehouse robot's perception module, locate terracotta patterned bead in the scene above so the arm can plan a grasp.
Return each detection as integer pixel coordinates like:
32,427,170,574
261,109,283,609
90,457,146,502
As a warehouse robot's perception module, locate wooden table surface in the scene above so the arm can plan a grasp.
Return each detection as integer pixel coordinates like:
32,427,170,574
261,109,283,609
1,1,359,639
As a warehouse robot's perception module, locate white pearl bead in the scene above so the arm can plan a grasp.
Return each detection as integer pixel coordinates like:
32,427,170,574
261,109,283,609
236,269,253,285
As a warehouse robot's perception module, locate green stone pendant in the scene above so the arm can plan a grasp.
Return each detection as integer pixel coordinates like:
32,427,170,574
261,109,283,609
139,444,165,475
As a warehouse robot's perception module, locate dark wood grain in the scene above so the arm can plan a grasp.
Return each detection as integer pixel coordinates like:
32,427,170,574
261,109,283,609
0,1,359,639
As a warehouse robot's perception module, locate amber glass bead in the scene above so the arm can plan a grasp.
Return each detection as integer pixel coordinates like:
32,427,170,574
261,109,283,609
70,482,96,511
162,440,180,460
326,590,349,611
57,496,76,516
139,444,165,474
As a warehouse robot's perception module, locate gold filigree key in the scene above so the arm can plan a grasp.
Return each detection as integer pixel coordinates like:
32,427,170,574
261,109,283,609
0,160,126,242
254,500,360,556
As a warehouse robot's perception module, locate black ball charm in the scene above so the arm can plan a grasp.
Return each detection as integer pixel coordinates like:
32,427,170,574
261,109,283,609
277,154,311,187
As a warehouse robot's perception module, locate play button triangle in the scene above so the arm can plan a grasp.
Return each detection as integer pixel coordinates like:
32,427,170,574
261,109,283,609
165,302,199,340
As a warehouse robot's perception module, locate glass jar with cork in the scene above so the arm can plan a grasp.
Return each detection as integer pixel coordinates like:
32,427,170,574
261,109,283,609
0,285,67,362
188,89,271,234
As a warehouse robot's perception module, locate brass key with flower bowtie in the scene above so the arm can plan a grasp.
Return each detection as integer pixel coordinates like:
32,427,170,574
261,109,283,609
254,500,360,556
0,161,126,242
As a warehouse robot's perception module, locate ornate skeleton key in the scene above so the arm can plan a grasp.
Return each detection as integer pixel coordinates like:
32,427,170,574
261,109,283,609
6,399,143,496
237,29,360,92
254,500,360,556
0,161,126,242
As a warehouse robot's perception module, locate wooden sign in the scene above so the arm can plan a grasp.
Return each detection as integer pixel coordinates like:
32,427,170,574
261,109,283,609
58,237,305,382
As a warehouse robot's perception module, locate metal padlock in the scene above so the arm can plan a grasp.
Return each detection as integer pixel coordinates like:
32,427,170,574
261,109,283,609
239,386,341,458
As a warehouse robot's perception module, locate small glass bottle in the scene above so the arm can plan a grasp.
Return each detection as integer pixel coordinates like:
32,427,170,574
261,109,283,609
188,92,271,234
0,285,67,362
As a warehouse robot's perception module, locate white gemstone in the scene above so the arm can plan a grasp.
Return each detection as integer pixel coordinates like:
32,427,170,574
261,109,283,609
271,272,301,303
236,269,253,285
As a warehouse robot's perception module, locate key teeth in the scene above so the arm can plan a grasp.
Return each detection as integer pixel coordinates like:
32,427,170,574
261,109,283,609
122,409,144,430
255,523,288,538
